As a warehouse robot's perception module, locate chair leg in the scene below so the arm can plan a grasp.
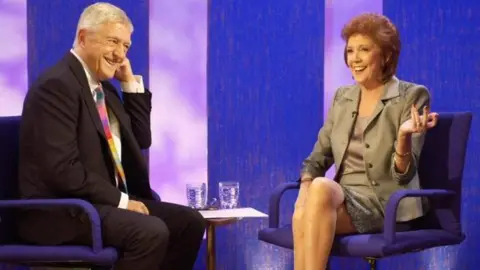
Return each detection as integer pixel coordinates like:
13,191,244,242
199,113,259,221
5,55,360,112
364,257,377,270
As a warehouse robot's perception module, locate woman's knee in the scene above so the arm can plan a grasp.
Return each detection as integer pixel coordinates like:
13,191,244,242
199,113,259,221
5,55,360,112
308,177,344,207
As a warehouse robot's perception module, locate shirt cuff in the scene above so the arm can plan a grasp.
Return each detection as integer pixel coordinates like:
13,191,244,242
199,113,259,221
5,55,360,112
118,192,129,209
121,75,145,93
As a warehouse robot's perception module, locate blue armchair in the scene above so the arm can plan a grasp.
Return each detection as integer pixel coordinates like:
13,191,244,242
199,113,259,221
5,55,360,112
0,116,161,269
258,112,472,269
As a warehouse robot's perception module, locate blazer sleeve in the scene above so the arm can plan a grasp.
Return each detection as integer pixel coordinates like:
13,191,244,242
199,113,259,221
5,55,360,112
390,85,431,185
300,89,339,179
34,79,122,206
123,90,152,150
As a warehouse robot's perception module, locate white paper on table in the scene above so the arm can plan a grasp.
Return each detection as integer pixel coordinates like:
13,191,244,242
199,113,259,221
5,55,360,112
199,207,268,219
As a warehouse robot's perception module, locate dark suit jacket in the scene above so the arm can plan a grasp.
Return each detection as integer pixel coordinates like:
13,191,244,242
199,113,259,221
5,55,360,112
18,52,153,244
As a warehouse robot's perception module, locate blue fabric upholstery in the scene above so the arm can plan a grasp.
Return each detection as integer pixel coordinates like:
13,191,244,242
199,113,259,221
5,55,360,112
0,116,21,245
259,226,461,257
258,112,472,262
0,246,117,265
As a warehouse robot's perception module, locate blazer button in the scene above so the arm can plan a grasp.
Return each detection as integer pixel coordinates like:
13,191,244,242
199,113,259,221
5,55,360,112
365,143,370,148
368,163,373,168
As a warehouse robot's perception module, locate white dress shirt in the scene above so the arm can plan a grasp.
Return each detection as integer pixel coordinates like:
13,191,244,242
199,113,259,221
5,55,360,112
70,49,144,209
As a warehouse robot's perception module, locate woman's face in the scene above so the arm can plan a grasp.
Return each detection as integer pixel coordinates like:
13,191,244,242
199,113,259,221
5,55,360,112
346,34,384,87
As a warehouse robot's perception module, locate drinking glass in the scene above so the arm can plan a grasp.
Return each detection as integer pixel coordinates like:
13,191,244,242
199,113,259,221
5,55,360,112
186,183,207,209
218,181,240,209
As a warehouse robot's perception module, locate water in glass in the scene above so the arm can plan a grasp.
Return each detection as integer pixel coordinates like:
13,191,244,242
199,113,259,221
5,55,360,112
186,183,207,209
219,182,239,209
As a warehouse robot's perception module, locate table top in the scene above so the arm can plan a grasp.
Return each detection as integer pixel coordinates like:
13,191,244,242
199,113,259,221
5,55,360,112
199,207,268,220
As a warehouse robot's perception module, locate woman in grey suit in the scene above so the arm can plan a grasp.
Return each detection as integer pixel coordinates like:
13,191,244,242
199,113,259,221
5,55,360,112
292,13,440,270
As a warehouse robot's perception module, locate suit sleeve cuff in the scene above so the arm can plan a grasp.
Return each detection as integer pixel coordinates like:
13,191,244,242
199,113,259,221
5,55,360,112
118,192,129,209
121,75,145,93
391,152,417,185
393,154,412,176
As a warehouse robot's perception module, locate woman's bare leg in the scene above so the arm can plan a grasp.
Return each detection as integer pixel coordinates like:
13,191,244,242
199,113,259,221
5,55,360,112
303,177,356,270
293,182,310,270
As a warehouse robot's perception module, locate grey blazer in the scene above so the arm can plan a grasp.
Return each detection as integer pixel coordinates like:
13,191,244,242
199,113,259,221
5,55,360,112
302,77,430,222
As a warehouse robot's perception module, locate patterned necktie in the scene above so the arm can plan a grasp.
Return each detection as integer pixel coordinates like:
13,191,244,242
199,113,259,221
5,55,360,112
94,86,128,193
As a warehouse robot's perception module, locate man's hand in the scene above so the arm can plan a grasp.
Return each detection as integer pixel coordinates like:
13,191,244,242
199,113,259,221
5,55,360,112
127,200,149,215
114,58,136,83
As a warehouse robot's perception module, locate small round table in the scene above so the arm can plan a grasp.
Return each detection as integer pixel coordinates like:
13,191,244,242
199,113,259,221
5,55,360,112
205,217,239,270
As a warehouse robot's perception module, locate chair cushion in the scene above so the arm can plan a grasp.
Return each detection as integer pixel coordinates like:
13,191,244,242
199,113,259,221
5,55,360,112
0,245,118,265
258,226,465,257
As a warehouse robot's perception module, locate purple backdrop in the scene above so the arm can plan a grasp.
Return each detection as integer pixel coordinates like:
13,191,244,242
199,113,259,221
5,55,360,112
324,0,383,178
0,0,27,117
149,0,208,204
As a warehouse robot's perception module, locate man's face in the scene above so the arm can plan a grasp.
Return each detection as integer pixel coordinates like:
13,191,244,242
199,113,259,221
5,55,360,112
78,22,132,81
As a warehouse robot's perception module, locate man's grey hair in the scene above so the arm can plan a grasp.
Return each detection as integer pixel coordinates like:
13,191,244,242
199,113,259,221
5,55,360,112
73,2,134,47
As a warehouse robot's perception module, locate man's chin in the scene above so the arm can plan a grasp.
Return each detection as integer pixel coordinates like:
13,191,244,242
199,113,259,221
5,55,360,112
98,71,116,81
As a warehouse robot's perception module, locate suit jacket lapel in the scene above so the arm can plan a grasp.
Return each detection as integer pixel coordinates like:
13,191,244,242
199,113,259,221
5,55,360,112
103,88,148,173
103,88,140,151
66,53,106,139
342,85,361,139
333,85,360,176
364,76,400,132
103,88,130,133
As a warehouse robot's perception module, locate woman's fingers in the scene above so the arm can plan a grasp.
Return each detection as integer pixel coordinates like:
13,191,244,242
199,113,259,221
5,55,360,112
410,105,439,132
411,105,417,130
422,106,429,131
411,105,419,131
427,112,439,128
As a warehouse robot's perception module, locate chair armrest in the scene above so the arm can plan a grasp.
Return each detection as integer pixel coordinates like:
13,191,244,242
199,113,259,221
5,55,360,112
268,182,300,228
383,189,455,244
0,199,103,253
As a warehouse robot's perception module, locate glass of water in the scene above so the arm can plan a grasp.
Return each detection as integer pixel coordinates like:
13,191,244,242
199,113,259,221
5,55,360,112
186,183,207,209
218,181,240,209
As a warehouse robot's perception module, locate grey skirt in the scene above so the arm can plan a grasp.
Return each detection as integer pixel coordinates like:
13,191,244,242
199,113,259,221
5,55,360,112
341,185,385,233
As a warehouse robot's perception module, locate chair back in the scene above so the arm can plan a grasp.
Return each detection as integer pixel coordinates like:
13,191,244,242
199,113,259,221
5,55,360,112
417,112,472,233
0,116,21,244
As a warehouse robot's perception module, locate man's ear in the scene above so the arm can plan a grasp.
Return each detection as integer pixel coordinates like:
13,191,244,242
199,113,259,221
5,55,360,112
77,29,87,48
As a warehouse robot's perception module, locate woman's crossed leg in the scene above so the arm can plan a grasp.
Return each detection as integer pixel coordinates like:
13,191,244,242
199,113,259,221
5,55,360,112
292,177,357,270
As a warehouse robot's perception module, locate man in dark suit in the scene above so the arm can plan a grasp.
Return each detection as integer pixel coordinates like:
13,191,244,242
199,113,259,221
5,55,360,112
18,3,206,270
